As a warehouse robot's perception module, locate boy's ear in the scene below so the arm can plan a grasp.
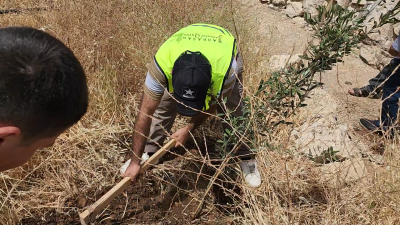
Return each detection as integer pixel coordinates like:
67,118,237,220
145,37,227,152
0,126,21,141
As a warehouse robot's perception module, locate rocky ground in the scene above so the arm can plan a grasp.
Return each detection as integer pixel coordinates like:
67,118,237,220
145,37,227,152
261,0,400,70
252,0,395,186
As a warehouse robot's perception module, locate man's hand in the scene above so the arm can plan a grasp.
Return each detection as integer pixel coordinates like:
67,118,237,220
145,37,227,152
123,161,141,182
171,127,191,147
172,105,218,148
389,45,400,58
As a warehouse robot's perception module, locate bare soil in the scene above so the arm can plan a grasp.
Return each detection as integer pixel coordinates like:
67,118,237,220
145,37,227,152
20,147,242,225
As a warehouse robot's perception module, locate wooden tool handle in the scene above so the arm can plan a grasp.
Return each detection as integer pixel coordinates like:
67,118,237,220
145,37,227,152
79,139,176,225
140,139,176,172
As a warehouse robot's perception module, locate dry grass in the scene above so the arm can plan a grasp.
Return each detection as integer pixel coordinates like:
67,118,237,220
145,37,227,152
1,0,400,225
0,0,241,224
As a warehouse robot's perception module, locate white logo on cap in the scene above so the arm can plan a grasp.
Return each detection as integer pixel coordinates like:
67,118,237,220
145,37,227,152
182,88,197,99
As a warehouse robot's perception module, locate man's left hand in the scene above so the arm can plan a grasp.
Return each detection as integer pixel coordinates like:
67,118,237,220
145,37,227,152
171,127,191,147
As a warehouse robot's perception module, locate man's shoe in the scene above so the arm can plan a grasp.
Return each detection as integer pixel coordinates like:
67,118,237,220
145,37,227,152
120,159,131,175
239,159,261,188
359,118,380,132
359,118,395,137
141,152,159,165
119,152,159,175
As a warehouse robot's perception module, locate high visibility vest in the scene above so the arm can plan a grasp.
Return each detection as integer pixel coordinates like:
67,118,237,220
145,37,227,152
154,23,237,110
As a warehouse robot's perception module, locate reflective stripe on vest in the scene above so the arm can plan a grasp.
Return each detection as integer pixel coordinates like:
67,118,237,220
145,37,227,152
154,23,237,110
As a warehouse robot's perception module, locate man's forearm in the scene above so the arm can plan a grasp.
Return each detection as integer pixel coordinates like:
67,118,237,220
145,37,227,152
389,45,400,58
131,93,160,164
131,112,152,164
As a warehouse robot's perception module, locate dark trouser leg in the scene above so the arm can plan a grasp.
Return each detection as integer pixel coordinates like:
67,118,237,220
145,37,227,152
380,63,400,128
381,87,400,127
367,58,400,93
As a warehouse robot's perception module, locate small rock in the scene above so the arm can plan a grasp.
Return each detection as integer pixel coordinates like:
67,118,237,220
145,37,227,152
208,214,217,224
351,0,366,5
360,46,377,66
302,0,325,16
337,0,351,7
384,40,393,51
359,45,391,70
77,197,87,208
269,54,302,70
394,24,400,37
271,0,286,6
376,51,392,70
292,17,308,28
285,2,303,18
320,158,368,186
368,24,394,45
367,5,388,24
290,88,360,159
385,0,400,10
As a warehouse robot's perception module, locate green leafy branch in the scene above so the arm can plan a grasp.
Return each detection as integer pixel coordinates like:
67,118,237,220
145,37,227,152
225,2,400,150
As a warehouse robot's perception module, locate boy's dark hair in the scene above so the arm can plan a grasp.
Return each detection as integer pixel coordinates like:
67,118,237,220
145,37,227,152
0,27,88,141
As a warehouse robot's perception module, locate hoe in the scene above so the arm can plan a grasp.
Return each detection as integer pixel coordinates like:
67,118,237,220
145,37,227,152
79,139,176,225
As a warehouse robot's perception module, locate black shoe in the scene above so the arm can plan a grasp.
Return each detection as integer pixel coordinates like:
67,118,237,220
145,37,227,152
359,118,380,132
360,118,394,137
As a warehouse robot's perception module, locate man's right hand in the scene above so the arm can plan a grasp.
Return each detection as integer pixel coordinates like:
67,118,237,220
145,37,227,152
123,161,141,182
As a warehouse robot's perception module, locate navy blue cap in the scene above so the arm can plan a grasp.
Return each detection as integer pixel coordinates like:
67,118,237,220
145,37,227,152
172,51,211,117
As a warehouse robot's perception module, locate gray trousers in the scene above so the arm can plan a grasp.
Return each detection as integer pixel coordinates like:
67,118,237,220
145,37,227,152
144,61,252,158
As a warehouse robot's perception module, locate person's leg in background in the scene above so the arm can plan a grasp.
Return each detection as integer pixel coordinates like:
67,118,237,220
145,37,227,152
360,63,400,136
349,58,400,97
380,86,400,128
379,68,400,137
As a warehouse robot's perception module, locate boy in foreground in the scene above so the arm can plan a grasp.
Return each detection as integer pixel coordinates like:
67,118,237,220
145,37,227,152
0,27,88,172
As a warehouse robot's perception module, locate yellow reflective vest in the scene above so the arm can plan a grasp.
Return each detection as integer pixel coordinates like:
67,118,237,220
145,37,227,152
154,23,237,110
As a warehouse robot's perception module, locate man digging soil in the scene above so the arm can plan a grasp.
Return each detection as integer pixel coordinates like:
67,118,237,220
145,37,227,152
123,23,261,188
